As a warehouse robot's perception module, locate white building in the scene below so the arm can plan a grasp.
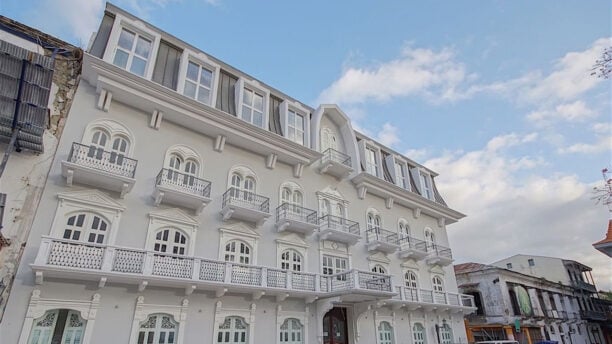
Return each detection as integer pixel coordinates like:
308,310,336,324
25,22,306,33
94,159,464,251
0,16,81,320
0,3,476,344
491,255,607,344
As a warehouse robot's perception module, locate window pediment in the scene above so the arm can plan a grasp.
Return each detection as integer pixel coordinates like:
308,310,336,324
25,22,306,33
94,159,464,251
428,265,445,274
57,189,125,211
317,186,347,203
367,252,391,265
275,233,309,248
401,259,420,270
149,208,198,226
219,223,259,239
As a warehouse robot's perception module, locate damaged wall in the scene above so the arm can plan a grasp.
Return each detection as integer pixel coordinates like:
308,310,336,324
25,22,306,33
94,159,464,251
0,15,82,321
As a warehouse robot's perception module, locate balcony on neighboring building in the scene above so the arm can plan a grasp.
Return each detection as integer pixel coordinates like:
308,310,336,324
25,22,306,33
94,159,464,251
319,148,353,179
572,280,597,293
321,269,395,302
275,203,319,235
397,235,429,260
153,169,212,214
318,215,361,245
220,188,270,227
365,227,399,254
580,309,607,321
61,142,137,198
425,244,453,266
389,286,476,313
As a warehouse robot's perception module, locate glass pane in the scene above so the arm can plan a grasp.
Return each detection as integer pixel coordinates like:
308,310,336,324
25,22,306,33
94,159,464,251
197,88,210,104
135,36,151,58
200,68,213,87
296,114,303,129
253,93,263,110
130,57,147,76
253,111,263,127
187,62,199,81
113,50,129,69
243,89,252,106
184,81,197,99
242,106,251,121
118,29,135,50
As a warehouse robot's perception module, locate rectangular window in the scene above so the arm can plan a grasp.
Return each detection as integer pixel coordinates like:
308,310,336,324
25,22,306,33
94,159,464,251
287,109,304,145
528,258,535,267
365,147,378,176
113,28,152,77
507,263,513,269
395,162,407,188
420,172,433,200
241,88,264,127
184,61,213,104
322,255,347,276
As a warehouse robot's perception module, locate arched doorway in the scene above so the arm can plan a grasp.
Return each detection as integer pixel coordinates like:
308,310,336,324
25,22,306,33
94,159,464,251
323,307,348,344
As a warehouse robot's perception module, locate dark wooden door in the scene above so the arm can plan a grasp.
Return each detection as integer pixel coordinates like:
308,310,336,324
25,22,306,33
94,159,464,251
323,307,348,344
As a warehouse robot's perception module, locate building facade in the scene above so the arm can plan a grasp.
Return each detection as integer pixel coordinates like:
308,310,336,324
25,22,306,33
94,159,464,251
0,16,82,320
491,255,609,344
0,3,475,344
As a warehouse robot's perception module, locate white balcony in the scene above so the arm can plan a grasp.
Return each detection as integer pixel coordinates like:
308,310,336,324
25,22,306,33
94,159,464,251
388,286,476,314
320,269,396,302
397,236,429,260
31,237,395,302
319,148,353,179
365,227,400,254
424,244,453,266
153,169,212,214
220,188,271,227
275,203,319,235
317,215,361,245
61,142,137,198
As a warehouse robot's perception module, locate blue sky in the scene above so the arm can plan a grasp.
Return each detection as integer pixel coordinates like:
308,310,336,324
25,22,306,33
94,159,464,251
2,0,611,287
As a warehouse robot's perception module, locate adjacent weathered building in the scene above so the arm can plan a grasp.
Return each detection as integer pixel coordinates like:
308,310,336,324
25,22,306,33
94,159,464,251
0,3,476,344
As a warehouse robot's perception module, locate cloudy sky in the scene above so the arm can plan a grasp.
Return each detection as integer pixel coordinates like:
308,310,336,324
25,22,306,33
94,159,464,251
2,0,610,287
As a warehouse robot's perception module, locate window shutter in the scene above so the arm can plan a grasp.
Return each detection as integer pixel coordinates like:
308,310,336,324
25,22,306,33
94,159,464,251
384,155,396,184
152,40,181,90
89,13,114,58
409,167,422,194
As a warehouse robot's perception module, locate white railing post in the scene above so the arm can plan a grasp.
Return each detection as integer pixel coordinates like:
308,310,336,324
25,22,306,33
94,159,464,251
352,270,360,289
34,237,52,265
261,267,267,287
286,270,293,290
143,252,154,276
444,292,449,305
224,263,233,284
314,274,320,292
417,288,422,302
399,286,406,301
192,258,201,281
101,246,115,272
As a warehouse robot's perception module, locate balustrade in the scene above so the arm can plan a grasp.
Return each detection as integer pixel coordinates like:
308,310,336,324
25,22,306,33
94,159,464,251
275,203,318,225
67,142,137,178
156,168,211,197
321,148,351,167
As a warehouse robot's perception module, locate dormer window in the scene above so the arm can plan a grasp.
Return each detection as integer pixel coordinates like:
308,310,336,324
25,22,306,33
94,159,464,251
184,61,213,104
420,172,433,200
281,101,310,146
287,109,304,145
395,161,408,189
365,147,379,176
113,28,152,77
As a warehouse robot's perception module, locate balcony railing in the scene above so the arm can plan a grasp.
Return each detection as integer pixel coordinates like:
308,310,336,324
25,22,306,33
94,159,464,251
426,244,452,259
319,215,360,235
67,142,137,178
573,280,597,292
397,236,428,251
392,286,475,308
275,203,318,225
35,237,393,298
156,168,211,198
222,187,270,213
580,309,607,321
366,227,399,245
321,148,351,167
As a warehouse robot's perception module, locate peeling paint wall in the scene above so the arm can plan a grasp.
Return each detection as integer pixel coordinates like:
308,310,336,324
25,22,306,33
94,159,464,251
0,18,81,320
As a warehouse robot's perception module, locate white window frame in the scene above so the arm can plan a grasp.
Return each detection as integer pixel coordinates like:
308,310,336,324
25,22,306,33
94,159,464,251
439,323,453,344
51,190,125,246
359,140,383,178
219,223,260,265
103,15,161,80
136,313,179,344
276,306,308,344
145,208,199,256
398,219,411,238
276,236,309,272
432,275,444,292
82,119,136,157
371,264,387,274
128,296,188,344
177,50,220,107
404,270,419,289
367,252,390,275
61,212,111,244
223,239,253,264
235,78,270,129
279,182,304,208
321,254,348,276
280,100,310,146
412,322,427,344
213,301,256,344
377,321,395,344
419,171,434,200
374,314,397,344
18,290,100,344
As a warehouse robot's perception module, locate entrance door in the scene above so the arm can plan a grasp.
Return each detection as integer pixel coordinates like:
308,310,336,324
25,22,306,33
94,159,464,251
323,307,348,344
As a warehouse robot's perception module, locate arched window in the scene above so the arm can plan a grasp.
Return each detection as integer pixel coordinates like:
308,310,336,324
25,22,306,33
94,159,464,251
217,316,248,344
399,221,410,238
439,323,453,344
335,204,345,218
230,170,256,200
321,127,338,151
86,129,130,165
280,318,303,344
28,309,86,344
321,199,332,217
432,276,444,292
88,129,109,159
425,228,436,250
367,212,382,232
281,249,303,271
405,271,418,289
371,265,387,274
138,313,177,344
378,321,394,344
63,212,109,244
110,136,129,164
154,228,188,255
224,240,251,264
413,323,426,344
280,182,304,215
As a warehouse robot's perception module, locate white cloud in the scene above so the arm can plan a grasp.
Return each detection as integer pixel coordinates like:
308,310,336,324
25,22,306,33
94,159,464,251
485,132,538,152
404,148,429,161
30,0,105,46
376,123,400,147
425,137,611,289
527,100,597,125
557,136,611,155
317,45,468,105
592,122,611,135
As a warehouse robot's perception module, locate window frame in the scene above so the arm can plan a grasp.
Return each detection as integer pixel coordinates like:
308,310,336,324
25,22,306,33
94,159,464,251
279,318,304,344
128,297,188,344
404,270,419,289
177,50,221,107
412,323,427,344
224,239,252,264
419,171,434,200
62,212,110,245
377,320,395,344
280,100,310,147
321,254,348,276
235,78,270,129
145,208,199,257
137,313,178,344
432,275,444,292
